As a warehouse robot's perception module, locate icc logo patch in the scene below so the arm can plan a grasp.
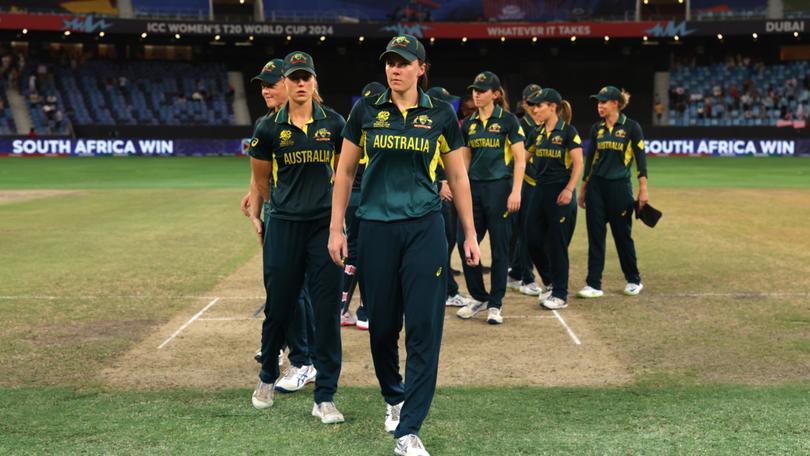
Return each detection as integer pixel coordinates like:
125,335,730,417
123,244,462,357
314,128,332,141
597,128,605,139
413,114,433,129
280,129,294,146
374,110,391,128
487,123,502,133
468,123,477,135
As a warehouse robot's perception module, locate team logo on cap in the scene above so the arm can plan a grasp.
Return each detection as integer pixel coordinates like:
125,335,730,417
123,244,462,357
475,73,487,83
413,114,433,129
262,62,276,73
441,88,450,96
487,123,501,133
615,129,626,138
280,129,294,146
314,128,332,141
374,110,391,128
599,87,608,94
290,53,308,65
390,36,411,47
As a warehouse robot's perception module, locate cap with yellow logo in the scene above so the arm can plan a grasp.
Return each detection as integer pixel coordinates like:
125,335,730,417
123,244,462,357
282,51,316,77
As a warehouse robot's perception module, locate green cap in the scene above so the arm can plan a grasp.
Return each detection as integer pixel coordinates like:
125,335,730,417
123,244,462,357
426,86,460,104
467,71,501,91
251,58,284,85
522,83,542,101
527,88,562,105
379,34,426,63
361,81,386,98
282,51,316,77
590,85,622,102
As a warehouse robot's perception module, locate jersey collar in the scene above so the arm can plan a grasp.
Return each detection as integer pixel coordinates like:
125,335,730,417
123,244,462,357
522,114,537,129
373,88,433,109
274,100,327,125
470,103,504,121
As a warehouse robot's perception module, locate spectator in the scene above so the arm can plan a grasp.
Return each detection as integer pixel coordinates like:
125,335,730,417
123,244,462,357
654,98,663,123
28,127,36,139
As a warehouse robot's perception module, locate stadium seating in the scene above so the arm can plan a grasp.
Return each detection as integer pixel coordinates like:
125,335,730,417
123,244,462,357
132,0,209,18
19,63,71,135
49,60,234,127
0,80,16,135
668,60,809,127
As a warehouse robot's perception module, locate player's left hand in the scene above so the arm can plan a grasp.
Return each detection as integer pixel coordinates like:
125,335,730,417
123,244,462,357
327,228,348,268
249,216,263,245
638,188,649,209
439,180,453,202
556,188,573,206
462,237,480,267
507,191,521,213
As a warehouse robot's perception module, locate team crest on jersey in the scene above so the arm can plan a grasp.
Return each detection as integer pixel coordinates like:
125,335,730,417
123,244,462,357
314,128,332,141
280,129,294,146
413,114,433,129
551,135,563,145
615,129,626,138
390,36,411,47
487,123,501,133
373,110,391,128
468,123,477,135
290,53,308,65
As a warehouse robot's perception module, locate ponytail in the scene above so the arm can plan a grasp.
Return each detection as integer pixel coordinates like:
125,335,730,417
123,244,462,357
417,60,430,91
619,89,631,110
494,86,510,112
558,100,572,123
313,78,324,104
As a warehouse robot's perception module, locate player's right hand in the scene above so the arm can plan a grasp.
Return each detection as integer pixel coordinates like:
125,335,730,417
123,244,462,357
328,228,347,268
240,192,251,217
249,216,263,246
463,237,480,267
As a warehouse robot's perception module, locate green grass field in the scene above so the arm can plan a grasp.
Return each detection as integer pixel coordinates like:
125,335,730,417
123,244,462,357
1,156,809,455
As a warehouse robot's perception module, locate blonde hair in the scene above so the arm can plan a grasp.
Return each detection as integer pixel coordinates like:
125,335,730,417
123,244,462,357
619,89,631,110
494,86,510,112
558,100,572,123
313,78,324,103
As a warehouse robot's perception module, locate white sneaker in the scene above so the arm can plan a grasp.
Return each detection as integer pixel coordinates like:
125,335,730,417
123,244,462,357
456,299,487,319
624,283,644,296
251,380,275,409
395,434,430,456
275,364,316,393
356,318,369,330
506,278,522,291
576,285,604,298
340,310,357,326
542,296,568,310
519,282,542,296
312,401,345,424
385,401,403,433
486,307,503,324
538,284,553,302
445,294,469,307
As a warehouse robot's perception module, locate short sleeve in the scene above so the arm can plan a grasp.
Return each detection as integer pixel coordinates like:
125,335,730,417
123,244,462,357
441,106,464,153
341,101,365,148
248,118,274,161
332,113,346,155
565,125,583,151
505,113,525,144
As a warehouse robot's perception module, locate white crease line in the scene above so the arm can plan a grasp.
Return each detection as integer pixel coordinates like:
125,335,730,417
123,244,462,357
157,297,220,349
0,295,264,301
552,310,581,345
198,317,254,321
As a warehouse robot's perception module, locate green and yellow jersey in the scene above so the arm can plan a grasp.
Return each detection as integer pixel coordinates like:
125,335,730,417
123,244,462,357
248,100,346,221
583,113,647,182
527,118,582,185
520,114,541,186
342,88,464,222
461,104,525,182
